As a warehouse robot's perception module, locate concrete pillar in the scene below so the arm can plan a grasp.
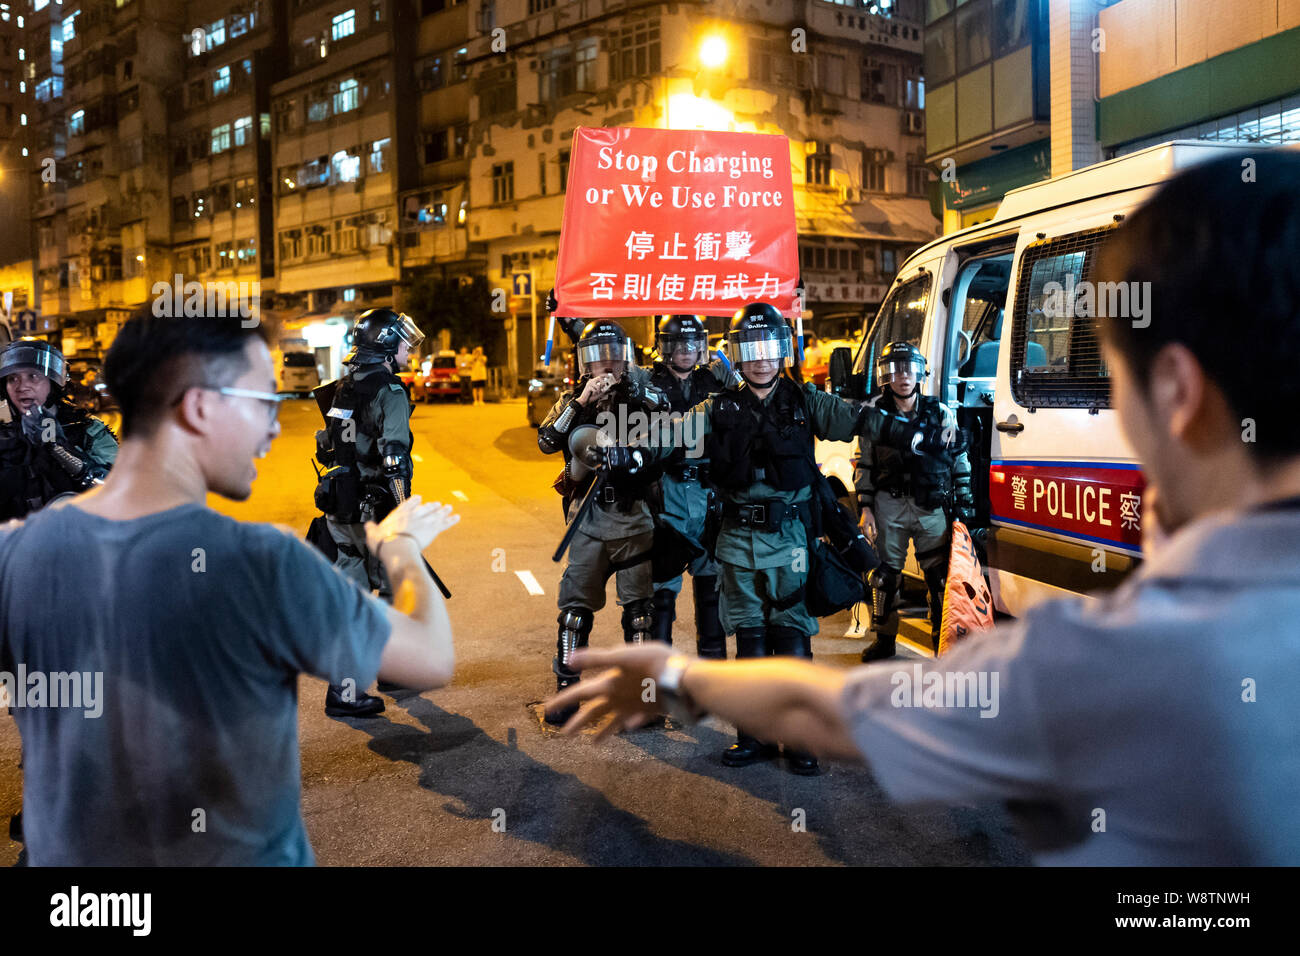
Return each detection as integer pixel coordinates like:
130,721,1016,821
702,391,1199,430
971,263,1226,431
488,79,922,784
1050,0,1105,177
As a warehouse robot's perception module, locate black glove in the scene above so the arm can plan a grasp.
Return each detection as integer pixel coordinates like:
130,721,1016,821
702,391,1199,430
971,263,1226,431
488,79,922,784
603,446,645,475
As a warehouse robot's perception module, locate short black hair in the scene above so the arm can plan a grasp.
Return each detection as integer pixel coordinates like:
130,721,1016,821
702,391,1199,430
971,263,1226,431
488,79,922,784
1096,149,1300,463
103,313,269,438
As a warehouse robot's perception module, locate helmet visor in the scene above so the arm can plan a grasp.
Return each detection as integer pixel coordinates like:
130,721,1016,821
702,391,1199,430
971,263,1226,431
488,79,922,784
876,354,925,385
576,340,635,374
394,314,425,350
0,343,66,387
728,329,792,366
659,332,707,356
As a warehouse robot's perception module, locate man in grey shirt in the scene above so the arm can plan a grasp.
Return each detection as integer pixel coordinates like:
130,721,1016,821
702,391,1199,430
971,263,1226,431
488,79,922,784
0,314,459,865
546,151,1300,864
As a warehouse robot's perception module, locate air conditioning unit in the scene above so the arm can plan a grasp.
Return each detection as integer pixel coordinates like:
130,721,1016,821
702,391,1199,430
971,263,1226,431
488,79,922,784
903,110,924,134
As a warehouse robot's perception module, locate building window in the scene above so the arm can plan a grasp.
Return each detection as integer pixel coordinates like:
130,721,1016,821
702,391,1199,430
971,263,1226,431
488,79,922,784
492,161,514,204
419,55,445,91
207,20,226,50
539,49,576,102
230,13,251,38
280,229,302,261
211,123,231,154
212,182,232,213
233,115,252,147
213,65,230,97
368,137,392,173
527,0,555,12
191,130,210,161
862,57,897,105
817,52,845,96
234,177,256,208
538,152,547,196
612,20,660,81
864,155,887,192
62,11,78,42
806,143,831,187
237,238,257,265
307,228,329,256
335,219,357,252
423,128,450,165
334,77,359,114
332,149,361,183
331,10,356,42
68,109,84,136
172,195,190,223
903,67,924,110
277,99,300,133
907,163,929,197
301,156,330,189
479,64,515,115
576,40,598,92
279,164,299,193
216,241,234,269
559,148,570,191
188,79,206,107
307,93,330,123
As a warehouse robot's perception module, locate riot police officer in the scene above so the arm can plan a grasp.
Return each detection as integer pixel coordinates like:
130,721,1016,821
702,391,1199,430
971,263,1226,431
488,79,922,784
647,315,728,659
538,319,667,726
856,341,973,661
606,303,942,773
0,339,118,520
311,308,425,717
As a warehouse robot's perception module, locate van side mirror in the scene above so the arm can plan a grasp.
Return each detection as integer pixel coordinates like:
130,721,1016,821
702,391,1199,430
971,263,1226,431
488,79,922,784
828,347,862,400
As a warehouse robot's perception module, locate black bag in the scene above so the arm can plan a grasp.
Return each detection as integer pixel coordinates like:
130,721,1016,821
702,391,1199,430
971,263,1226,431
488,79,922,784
804,534,870,618
651,520,707,582
314,464,361,522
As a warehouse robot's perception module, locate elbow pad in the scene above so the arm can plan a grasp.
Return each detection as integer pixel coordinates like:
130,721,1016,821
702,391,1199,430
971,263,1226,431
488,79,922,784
381,442,412,480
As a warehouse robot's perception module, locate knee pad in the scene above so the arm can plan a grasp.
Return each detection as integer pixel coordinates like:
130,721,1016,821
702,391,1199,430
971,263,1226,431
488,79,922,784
652,588,678,622
555,607,594,673
622,599,654,645
870,565,902,621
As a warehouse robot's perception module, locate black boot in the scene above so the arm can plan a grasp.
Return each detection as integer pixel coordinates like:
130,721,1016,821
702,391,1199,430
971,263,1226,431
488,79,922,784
861,565,900,662
651,589,677,645
545,607,593,726
924,565,949,654
693,575,727,660
722,626,778,766
769,627,820,775
325,682,385,717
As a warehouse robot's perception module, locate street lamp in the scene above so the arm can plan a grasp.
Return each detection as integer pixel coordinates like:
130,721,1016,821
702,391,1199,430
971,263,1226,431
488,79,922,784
699,35,728,70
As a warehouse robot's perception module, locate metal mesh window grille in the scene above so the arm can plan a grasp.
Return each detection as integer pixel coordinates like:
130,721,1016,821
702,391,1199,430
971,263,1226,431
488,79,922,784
1010,225,1118,409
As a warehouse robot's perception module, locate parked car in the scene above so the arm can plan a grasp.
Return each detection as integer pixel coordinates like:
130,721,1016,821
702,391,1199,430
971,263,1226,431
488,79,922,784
417,350,461,402
278,351,321,395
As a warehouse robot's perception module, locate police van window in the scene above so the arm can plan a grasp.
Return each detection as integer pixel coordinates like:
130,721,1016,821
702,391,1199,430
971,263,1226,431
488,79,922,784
1010,225,1117,409
283,352,315,367
951,255,1012,389
856,271,930,392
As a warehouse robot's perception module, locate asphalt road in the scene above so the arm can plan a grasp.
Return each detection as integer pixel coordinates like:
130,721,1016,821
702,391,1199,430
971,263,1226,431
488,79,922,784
0,396,1031,866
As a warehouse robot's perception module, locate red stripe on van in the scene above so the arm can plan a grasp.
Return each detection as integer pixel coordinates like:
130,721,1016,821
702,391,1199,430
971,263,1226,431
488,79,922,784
988,462,1148,551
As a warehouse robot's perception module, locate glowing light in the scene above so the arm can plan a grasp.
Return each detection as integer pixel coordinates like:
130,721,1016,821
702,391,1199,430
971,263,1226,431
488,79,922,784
666,93,733,131
699,35,728,70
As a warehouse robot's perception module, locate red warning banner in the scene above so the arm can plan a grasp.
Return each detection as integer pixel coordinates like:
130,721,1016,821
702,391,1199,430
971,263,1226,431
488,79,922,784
553,126,799,319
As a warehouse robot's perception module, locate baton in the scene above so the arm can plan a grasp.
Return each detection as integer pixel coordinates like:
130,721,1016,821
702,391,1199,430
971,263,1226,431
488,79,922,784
387,477,451,598
552,469,607,563
714,348,743,388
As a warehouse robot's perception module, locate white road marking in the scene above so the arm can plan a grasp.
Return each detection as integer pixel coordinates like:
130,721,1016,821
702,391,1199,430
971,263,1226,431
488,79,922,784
515,570,545,595
412,453,425,462
451,490,469,501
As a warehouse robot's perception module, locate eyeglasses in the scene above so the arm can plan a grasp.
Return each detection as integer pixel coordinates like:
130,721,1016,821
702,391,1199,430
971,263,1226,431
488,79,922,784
172,385,286,423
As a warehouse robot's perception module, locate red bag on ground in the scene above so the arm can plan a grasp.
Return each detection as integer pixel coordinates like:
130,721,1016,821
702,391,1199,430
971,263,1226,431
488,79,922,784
938,520,994,656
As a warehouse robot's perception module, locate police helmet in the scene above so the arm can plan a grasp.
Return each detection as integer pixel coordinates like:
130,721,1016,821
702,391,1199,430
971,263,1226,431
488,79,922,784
725,302,793,368
575,320,636,375
344,308,426,365
0,338,68,389
876,341,927,389
655,314,707,364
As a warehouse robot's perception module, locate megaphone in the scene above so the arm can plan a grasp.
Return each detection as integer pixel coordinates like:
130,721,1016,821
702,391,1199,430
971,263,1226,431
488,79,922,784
568,423,611,480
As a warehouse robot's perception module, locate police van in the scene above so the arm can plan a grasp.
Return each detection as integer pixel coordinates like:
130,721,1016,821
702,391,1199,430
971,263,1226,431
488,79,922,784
819,140,1268,621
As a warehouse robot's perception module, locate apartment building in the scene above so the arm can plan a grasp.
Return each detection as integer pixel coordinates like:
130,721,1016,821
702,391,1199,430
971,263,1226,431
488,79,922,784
0,0,36,317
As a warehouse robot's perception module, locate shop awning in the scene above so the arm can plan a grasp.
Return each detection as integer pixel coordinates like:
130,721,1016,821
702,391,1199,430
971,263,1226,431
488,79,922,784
856,197,942,243
795,189,875,239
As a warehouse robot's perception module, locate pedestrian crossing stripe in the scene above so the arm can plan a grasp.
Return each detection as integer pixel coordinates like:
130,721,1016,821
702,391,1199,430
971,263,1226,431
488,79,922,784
515,570,545,595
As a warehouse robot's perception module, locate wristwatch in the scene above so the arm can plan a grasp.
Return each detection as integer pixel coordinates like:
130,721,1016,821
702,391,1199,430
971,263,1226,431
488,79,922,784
655,654,707,724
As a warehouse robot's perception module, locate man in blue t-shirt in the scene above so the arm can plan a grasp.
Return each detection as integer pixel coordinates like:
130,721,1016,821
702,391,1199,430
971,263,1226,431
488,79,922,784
0,314,459,865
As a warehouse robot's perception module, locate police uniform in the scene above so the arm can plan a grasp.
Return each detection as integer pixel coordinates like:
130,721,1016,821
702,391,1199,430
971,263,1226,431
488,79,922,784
856,342,973,660
538,320,666,725
310,308,424,717
627,305,932,773
647,315,729,659
0,340,117,521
